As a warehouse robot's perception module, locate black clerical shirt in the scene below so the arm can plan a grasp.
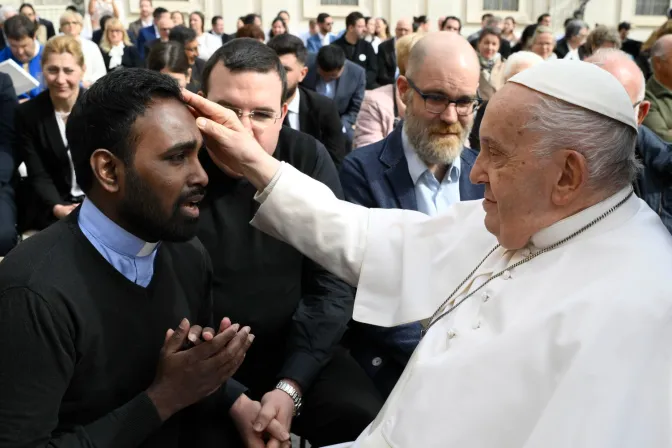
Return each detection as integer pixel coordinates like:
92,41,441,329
197,127,354,396
333,36,378,90
0,211,245,448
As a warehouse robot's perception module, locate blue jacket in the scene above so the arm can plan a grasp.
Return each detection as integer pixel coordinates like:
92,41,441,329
340,124,485,397
306,33,337,53
136,25,157,60
0,44,43,100
635,124,672,234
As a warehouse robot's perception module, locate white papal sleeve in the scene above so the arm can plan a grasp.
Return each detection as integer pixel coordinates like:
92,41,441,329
251,164,495,327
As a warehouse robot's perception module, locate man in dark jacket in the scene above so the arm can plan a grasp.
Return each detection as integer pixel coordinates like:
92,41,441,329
332,11,378,89
0,72,17,255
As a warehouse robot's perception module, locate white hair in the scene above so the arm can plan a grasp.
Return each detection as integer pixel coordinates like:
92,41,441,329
502,51,544,81
523,94,640,194
0,5,17,24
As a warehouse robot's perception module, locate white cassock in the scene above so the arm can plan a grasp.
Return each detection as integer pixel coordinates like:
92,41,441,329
251,163,672,448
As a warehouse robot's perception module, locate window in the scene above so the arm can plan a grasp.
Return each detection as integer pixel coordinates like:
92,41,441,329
635,0,669,15
483,0,520,10
320,0,358,5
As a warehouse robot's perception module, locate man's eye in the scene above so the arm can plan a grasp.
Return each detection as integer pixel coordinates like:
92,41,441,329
169,153,186,162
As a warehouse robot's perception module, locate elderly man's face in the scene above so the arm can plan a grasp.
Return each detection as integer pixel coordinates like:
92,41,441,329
471,84,561,249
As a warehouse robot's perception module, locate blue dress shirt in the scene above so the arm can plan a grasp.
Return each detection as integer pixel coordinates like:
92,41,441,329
401,129,461,216
316,77,336,99
78,199,159,287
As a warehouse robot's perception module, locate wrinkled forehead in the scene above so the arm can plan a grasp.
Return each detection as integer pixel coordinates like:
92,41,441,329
481,84,538,144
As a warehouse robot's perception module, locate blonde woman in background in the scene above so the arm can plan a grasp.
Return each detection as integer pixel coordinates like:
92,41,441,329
353,33,424,148
99,18,141,71
14,36,86,229
88,0,118,31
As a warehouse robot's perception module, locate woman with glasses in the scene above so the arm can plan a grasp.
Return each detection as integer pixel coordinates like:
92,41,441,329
99,17,141,72
14,36,86,230
59,11,106,87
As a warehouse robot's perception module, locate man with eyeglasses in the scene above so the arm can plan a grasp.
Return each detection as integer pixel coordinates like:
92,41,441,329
339,31,485,398
195,38,383,448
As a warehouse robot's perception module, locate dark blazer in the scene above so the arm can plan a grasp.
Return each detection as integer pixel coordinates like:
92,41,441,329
302,56,366,131
339,124,485,398
376,38,396,87
38,18,56,40
332,36,378,89
0,32,6,51
186,58,205,93
0,72,17,254
554,37,570,59
127,18,145,43
14,89,85,228
136,25,157,59
635,124,672,234
283,86,346,168
100,45,142,71
91,28,104,45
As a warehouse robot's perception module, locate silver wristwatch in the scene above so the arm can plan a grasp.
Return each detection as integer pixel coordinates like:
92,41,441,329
276,380,302,416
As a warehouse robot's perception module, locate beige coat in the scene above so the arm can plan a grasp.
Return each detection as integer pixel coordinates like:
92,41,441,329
479,58,506,101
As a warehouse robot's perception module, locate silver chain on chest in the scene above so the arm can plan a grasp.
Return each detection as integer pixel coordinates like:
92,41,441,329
420,189,635,339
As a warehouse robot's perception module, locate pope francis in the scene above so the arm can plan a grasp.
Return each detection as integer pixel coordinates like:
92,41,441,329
184,33,672,448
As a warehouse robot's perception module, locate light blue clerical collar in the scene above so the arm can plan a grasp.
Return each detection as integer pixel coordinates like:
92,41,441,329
401,127,461,185
78,198,159,257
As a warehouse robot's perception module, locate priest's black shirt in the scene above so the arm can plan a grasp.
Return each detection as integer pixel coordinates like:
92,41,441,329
0,211,246,447
197,127,354,396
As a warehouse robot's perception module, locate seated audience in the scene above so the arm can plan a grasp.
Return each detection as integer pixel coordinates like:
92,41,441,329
19,3,52,44
146,41,192,89
14,36,86,230
554,19,589,60
189,11,220,61
0,72,17,256
376,18,412,87
268,34,346,167
193,38,382,446
530,25,556,60
306,13,336,53
99,17,142,71
363,16,381,53
0,67,273,448
171,10,184,26
476,27,505,101
440,15,461,33
302,44,366,150
268,16,287,40
619,21,642,59
582,25,621,58
644,35,672,142
91,13,111,45
236,23,265,43
127,0,152,43
333,12,378,89
0,14,43,101
169,25,204,92
0,6,18,51
144,12,173,57
59,11,106,87
354,33,423,148
340,32,485,399
469,51,544,151
136,7,169,59
511,24,537,53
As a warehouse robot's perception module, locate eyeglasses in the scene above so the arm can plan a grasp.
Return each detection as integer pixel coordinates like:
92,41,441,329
406,78,482,116
61,21,81,26
221,105,282,127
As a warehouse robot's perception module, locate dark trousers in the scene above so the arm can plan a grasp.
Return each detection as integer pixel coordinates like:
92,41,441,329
0,186,17,256
191,347,383,447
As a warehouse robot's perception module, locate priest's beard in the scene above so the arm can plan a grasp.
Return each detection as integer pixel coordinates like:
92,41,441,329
118,168,204,243
404,95,471,166
285,82,298,102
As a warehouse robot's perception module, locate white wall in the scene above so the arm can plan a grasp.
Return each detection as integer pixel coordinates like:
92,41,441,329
6,0,669,42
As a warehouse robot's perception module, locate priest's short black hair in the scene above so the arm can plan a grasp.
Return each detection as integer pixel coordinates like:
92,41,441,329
267,33,308,65
201,38,287,105
67,68,183,194
317,44,345,72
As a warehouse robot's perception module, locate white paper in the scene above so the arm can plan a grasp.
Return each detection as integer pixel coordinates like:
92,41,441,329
0,59,39,96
